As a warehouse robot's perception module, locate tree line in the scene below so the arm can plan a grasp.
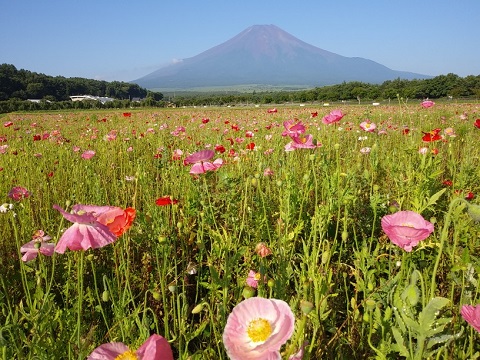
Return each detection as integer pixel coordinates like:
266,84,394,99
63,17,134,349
0,63,163,102
1,63,479,113
170,73,480,107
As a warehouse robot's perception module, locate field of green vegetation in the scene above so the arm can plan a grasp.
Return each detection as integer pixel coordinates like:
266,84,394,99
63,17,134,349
1,102,480,359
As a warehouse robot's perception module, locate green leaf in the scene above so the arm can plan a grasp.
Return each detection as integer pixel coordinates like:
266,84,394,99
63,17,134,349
418,297,450,337
392,326,410,357
423,188,447,212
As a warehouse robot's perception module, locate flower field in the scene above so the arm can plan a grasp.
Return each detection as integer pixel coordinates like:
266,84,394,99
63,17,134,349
1,102,480,359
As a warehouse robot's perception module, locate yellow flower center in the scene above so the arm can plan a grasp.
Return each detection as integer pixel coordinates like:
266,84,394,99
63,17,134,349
247,318,272,342
115,350,139,360
254,273,261,280
401,222,415,228
365,123,371,128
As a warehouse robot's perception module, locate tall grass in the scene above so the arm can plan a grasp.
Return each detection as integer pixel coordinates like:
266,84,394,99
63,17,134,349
0,103,479,359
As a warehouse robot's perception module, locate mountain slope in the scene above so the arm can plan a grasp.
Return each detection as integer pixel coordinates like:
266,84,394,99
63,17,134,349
133,24,430,89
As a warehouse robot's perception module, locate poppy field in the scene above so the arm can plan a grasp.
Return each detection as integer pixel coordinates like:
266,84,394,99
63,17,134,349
1,101,480,359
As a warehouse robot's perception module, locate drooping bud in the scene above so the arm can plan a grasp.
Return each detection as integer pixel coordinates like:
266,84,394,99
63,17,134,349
467,204,480,223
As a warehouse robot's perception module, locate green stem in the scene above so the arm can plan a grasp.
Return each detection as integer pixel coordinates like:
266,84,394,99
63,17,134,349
429,197,465,300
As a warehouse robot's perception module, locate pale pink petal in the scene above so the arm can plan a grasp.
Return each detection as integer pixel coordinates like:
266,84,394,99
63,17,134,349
223,297,294,360
87,342,129,359
136,334,174,360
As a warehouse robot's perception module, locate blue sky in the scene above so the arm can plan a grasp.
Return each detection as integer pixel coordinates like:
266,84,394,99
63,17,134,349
1,0,479,82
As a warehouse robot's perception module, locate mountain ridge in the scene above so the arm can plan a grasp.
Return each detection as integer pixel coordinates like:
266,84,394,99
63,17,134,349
133,24,431,90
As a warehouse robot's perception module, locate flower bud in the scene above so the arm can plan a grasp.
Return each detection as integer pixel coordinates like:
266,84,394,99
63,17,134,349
191,303,204,314
467,204,480,223
242,286,256,299
102,290,109,302
300,300,314,315
151,291,161,301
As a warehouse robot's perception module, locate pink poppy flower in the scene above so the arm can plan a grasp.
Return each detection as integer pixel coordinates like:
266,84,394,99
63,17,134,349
0,144,8,154
282,120,305,137
360,147,371,154
255,242,272,257
87,333,173,360
223,297,295,360
285,134,317,151
461,305,480,333
359,121,376,132
189,158,223,175
184,149,223,174
322,109,344,125
82,150,96,159
263,168,274,177
73,146,81,152
246,270,262,288
8,186,30,201
53,205,119,253
381,211,434,252
184,149,215,164
421,100,435,108
3,121,13,127
20,230,54,262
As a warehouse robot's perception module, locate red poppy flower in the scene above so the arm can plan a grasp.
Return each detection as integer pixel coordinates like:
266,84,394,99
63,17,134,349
311,112,318,118
246,142,255,150
33,134,41,141
215,144,226,153
442,180,453,187
402,128,410,135
155,196,179,206
474,119,480,129
431,148,439,155
267,108,278,113
123,112,132,117
202,118,210,124
422,128,442,142
231,124,239,131
465,192,475,201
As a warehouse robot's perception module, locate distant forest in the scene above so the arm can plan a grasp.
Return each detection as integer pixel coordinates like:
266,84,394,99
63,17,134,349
1,63,479,113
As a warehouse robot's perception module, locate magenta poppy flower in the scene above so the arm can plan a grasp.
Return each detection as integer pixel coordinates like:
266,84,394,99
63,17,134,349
282,120,305,137
8,186,30,201
421,100,435,108
184,149,215,164
223,297,295,360
82,150,96,159
381,211,434,252
359,121,376,132
322,109,344,125
3,121,13,127
461,304,480,333
267,108,277,113
20,230,54,262
87,333,173,360
53,204,118,253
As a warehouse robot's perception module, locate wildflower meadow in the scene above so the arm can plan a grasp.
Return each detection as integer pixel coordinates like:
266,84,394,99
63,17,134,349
1,101,480,359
